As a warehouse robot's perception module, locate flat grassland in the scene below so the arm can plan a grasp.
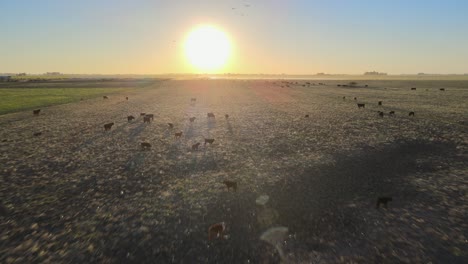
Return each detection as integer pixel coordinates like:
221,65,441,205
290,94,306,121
0,79,467,263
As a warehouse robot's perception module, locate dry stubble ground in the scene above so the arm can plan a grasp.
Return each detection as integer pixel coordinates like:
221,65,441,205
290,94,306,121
0,79,467,263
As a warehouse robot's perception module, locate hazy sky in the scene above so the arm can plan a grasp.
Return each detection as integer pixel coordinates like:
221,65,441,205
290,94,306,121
2,0,468,74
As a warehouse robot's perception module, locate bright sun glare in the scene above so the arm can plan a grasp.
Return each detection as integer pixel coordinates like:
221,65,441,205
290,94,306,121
185,25,231,72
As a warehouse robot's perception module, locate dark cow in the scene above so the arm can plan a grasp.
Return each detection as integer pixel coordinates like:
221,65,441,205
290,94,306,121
104,122,114,131
378,111,384,117
389,111,395,115
192,142,200,151
103,96,108,99
168,123,174,129
204,138,215,145
126,97,129,100
223,180,237,192
175,131,183,138
409,112,415,116
143,116,151,123
191,98,197,102
365,85,368,87
208,222,226,240
357,103,365,109
145,114,154,120
225,114,229,119
207,112,215,118
189,117,196,122
378,101,382,106
304,114,309,118
140,113,146,116
141,142,151,150
354,97,357,100
127,115,135,122
33,132,42,137
342,96,346,100
440,88,445,91
337,84,341,87
376,197,392,209
411,88,416,90
33,109,41,116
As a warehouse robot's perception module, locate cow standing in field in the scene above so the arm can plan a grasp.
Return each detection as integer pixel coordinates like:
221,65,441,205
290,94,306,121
378,101,382,106
189,117,196,122
104,122,114,131
141,142,151,150
143,116,151,123
204,138,215,145
440,88,445,91
103,96,108,99
146,114,154,120
376,197,392,209
411,88,416,90
168,123,174,129
378,111,384,117
354,97,357,100
126,97,129,100
127,115,135,122
33,109,41,116
223,180,237,192
207,113,215,118
192,142,200,151
389,111,395,115
342,96,345,100
175,131,183,138
409,112,415,116
33,132,42,137
304,114,309,118
191,98,197,102
225,114,229,119
357,103,365,109
140,113,146,116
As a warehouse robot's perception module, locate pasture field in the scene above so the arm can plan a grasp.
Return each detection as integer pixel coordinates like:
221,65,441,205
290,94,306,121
0,79,467,263
0,79,159,115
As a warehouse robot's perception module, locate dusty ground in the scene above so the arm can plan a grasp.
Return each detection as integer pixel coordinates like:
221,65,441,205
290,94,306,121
0,79,467,263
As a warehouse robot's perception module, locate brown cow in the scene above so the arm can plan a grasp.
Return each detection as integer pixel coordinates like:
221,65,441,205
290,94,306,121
225,114,229,119
223,180,237,192
204,138,215,145
127,115,135,122
411,88,416,90
357,103,365,109
126,97,129,100
389,111,395,115
33,109,41,116
378,111,384,117
192,142,200,151
409,112,415,116
207,112,215,118
33,132,42,137
168,123,174,129
440,88,445,91
376,197,392,209
143,116,151,123
354,97,357,100
175,131,183,138
378,101,382,106
191,98,197,102
103,96,108,99
208,222,226,240
141,142,151,150
304,114,309,118
145,114,154,120
140,113,146,116
189,117,196,122
104,122,114,131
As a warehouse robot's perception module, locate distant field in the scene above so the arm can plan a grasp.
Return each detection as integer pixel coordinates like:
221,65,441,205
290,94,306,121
0,79,161,115
0,88,126,115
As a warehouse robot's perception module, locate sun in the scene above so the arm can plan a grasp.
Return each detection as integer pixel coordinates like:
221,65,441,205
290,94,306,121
184,25,232,72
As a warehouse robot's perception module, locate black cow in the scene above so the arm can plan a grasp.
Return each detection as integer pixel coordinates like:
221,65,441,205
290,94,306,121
33,109,41,116
127,115,135,122
104,122,114,131
357,103,365,109
409,112,415,116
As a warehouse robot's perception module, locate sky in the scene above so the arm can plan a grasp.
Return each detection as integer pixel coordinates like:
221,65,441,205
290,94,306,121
1,0,468,75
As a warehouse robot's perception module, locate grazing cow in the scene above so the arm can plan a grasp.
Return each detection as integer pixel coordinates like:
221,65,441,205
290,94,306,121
440,88,445,91
207,112,215,118
208,222,226,240
145,114,154,120
33,132,42,137
342,96,346,100
357,103,365,109
189,117,196,122
378,101,382,106
143,116,151,123
378,111,384,117
141,142,151,150
33,109,41,116
354,97,357,100
103,96,108,99
104,122,114,131
80,98,84,101
192,142,200,151
376,197,392,209
168,123,174,129
365,85,368,87
389,111,395,115
175,131,183,138
127,115,135,122
140,113,146,116
191,98,197,102
225,114,229,119
409,112,415,116
126,97,129,100
304,114,309,118
204,138,215,145
223,180,237,192
411,88,416,90
337,84,341,87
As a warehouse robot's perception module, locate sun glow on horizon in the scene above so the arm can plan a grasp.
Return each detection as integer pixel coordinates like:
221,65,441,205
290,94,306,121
184,25,232,73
